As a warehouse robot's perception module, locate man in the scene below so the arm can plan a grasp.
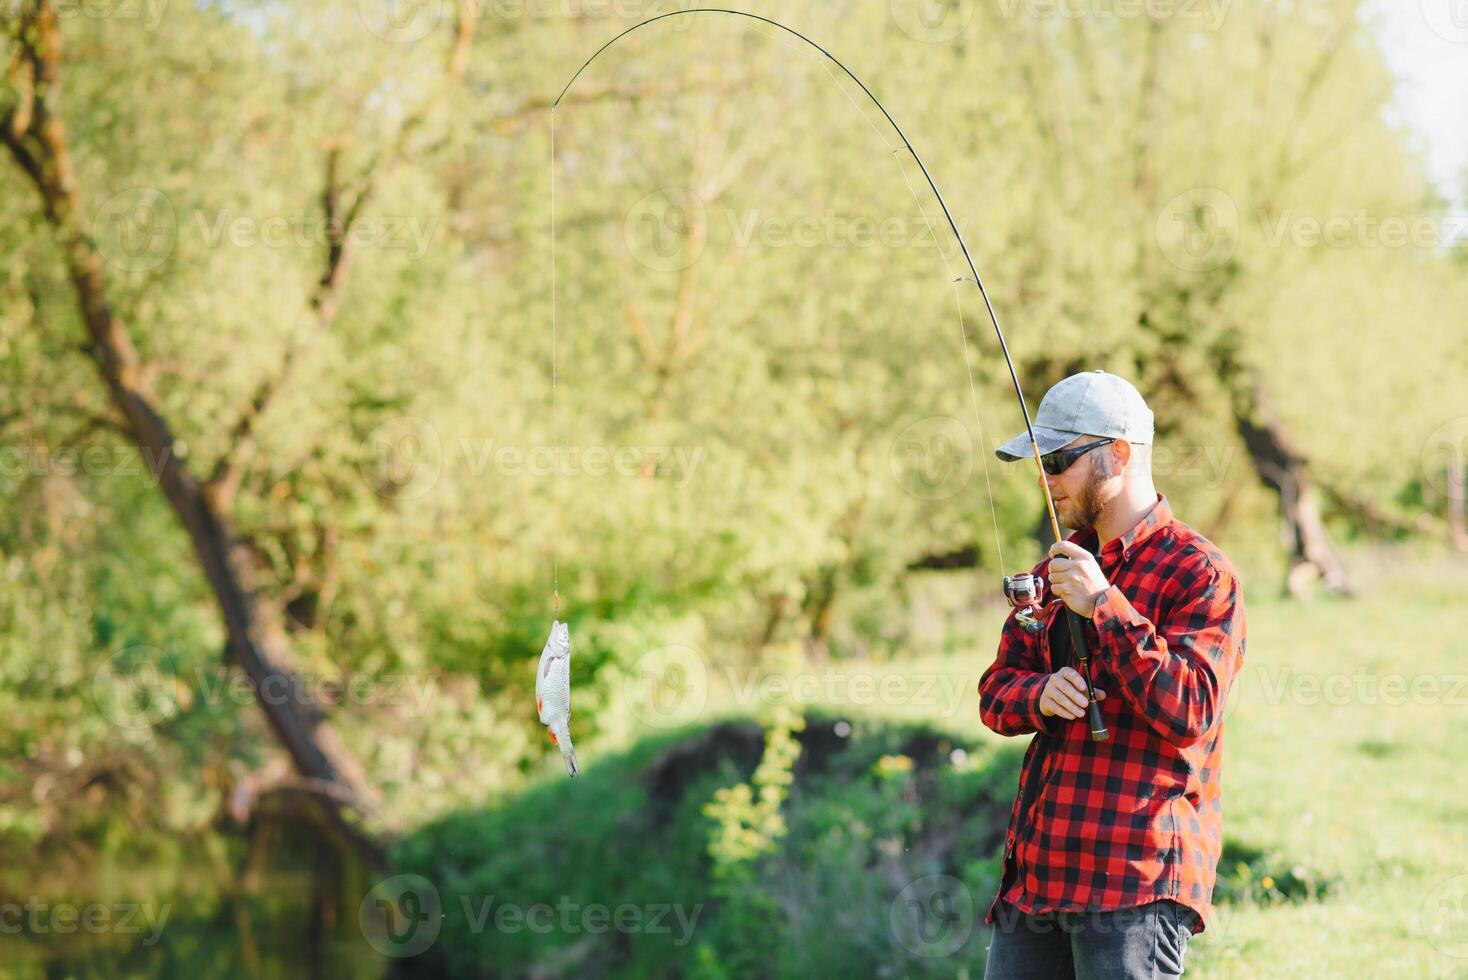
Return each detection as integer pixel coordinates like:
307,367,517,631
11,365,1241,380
978,370,1246,980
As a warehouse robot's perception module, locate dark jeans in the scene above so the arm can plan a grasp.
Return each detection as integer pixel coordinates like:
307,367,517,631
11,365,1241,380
984,900,1196,980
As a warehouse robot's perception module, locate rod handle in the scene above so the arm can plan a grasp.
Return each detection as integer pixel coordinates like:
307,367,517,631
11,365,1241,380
1086,698,1110,743
1065,609,1110,742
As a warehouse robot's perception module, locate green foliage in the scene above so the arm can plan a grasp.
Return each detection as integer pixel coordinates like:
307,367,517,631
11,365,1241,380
1212,839,1334,906
703,690,803,870
696,699,804,979
394,714,1019,978
1,0,1465,875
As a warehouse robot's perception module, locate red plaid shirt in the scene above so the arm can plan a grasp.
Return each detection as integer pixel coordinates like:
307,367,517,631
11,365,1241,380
978,494,1245,933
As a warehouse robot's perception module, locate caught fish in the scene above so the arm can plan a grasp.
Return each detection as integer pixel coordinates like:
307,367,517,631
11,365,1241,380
535,620,578,777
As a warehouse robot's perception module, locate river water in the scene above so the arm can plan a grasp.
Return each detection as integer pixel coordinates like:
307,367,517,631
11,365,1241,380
0,814,395,978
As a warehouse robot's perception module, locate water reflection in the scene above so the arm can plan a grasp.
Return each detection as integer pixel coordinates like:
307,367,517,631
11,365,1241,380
1,810,393,979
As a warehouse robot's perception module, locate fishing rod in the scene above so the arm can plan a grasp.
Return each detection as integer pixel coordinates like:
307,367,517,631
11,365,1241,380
551,7,1108,742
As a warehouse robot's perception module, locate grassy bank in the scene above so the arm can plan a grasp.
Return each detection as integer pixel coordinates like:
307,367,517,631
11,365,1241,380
397,553,1468,978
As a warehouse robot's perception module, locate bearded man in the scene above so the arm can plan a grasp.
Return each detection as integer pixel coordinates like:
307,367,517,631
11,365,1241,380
979,370,1246,980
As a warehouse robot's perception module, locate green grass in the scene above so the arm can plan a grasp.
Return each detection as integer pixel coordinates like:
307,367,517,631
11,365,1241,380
1181,568,1468,979
403,554,1468,978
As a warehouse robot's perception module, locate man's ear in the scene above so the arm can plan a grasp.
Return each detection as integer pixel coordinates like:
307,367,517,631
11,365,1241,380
1112,439,1133,473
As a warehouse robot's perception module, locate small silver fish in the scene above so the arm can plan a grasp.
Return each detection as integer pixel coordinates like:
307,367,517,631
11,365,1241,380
535,620,578,777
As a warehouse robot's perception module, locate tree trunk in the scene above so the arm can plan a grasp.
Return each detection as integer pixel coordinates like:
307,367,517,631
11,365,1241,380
1229,377,1352,597
754,592,789,652
3,2,383,856
803,568,838,663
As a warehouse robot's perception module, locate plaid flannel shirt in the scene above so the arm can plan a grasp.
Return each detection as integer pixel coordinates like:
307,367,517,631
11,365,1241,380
978,494,1245,934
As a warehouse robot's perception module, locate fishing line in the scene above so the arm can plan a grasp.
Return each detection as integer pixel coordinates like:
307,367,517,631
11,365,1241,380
547,9,1092,646
549,107,560,619
890,152,1008,573
745,17,1009,575
547,6,1110,744
736,15,1006,568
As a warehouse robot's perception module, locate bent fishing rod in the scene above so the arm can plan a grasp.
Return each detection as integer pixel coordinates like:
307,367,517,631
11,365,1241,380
551,7,1108,741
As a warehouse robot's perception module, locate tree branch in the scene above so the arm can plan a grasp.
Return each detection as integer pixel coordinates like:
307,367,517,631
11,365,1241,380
208,9,479,504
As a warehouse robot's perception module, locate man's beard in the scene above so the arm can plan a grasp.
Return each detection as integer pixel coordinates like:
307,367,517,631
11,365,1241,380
1061,459,1111,531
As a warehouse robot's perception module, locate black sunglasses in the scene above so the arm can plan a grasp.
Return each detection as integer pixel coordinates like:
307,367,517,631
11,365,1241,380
1040,438,1115,476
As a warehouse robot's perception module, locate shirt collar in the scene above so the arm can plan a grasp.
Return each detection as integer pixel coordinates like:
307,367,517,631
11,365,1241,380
1073,493,1173,562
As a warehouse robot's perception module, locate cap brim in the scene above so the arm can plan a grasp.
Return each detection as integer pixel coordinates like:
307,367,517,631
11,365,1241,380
995,426,1082,462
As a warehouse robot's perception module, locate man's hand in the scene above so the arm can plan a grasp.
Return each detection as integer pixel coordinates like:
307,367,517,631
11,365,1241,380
1039,667,1107,720
1047,541,1109,616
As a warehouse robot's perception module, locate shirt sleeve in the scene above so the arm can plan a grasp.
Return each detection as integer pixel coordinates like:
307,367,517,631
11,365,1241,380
1088,553,1244,747
979,581,1061,738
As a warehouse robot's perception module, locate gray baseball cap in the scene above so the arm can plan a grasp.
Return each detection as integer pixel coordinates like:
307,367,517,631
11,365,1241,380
995,370,1154,461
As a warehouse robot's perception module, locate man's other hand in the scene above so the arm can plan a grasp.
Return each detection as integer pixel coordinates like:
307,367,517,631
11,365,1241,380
1039,667,1106,719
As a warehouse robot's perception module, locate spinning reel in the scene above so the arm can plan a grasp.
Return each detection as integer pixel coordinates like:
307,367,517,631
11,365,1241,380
1002,572,1047,634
